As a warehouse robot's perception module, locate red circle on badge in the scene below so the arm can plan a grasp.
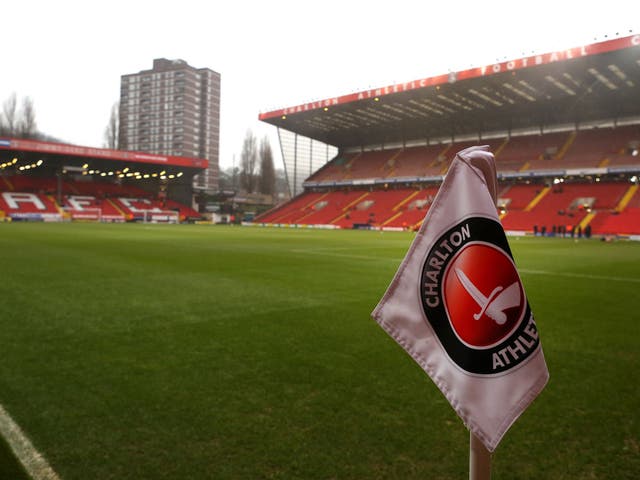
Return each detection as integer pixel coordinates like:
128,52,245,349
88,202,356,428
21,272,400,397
443,243,525,348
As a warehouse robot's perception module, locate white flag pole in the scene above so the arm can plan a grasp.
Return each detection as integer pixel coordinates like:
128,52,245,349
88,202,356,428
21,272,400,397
469,432,492,480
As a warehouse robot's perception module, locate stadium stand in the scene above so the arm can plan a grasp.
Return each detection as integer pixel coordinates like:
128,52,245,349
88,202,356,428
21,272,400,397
255,126,640,235
344,150,398,180
294,190,369,226
0,174,200,223
258,34,640,238
330,188,416,228
0,191,62,221
381,186,441,229
0,137,207,223
385,145,444,178
257,191,325,224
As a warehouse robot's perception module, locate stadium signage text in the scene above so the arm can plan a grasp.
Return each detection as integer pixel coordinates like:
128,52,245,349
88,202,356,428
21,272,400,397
480,46,588,75
263,34,640,121
419,216,540,375
2,192,46,210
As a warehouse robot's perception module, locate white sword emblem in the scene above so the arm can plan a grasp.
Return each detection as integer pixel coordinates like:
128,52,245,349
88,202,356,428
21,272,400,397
454,268,521,325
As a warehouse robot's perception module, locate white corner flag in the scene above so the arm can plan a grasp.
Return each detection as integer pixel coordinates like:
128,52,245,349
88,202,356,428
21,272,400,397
372,145,549,454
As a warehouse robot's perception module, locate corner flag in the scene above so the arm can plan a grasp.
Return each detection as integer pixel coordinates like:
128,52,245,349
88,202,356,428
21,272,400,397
372,145,549,453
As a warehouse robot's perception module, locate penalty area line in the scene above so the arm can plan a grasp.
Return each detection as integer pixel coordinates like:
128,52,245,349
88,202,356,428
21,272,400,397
0,403,60,480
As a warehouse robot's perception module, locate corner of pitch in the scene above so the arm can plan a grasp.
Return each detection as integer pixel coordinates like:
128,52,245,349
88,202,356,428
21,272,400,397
422,222,471,308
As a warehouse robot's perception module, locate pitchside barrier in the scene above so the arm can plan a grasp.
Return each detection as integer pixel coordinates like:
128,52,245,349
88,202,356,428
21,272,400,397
140,210,181,224
61,208,126,223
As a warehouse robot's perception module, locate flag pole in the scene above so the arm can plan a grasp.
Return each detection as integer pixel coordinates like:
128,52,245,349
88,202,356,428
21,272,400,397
469,432,492,480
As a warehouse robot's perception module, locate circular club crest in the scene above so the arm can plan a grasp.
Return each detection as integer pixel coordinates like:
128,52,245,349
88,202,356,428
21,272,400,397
443,243,525,348
420,217,539,375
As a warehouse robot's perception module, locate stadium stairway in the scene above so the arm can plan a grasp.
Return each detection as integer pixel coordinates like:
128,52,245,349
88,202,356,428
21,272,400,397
1,177,13,190
289,190,365,226
382,187,440,229
329,192,371,225
524,186,551,212
615,184,639,212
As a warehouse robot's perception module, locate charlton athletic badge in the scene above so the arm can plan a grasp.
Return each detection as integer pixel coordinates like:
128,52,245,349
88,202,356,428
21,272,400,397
420,216,541,375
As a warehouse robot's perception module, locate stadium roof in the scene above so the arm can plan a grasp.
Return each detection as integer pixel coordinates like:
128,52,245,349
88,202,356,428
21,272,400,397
0,137,208,175
260,34,640,149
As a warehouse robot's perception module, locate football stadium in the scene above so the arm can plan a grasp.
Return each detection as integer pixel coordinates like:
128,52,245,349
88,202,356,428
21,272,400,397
0,36,639,479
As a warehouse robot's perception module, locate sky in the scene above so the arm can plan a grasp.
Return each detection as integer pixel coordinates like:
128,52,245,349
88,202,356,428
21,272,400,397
1,0,637,170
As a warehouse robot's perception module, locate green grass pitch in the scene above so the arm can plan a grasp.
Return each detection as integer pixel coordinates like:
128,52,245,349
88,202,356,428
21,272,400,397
0,223,638,479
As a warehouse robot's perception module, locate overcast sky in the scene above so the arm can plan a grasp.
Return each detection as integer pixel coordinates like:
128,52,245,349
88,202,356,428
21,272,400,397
1,0,637,169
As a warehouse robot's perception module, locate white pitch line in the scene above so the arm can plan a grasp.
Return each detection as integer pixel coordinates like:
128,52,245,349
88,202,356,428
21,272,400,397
292,249,640,283
0,403,61,480
291,250,403,262
519,269,640,283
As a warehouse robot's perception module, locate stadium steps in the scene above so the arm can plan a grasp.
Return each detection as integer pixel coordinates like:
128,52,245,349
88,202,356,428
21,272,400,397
519,161,530,172
555,131,576,160
294,203,331,224
342,153,361,180
393,190,421,211
65,181,80,194
412,217,425,230
48,195,65,215
598,157,611,168
282,192,332,223
438,145,452,175
1,177,13,190
494,137,510,158
304,192,329,209
268,193,322,223
381,211,403,226
615,184,639,212
578,211,597,230
524,186,550,212
257,193,307,223
329,192,370,224
382,150,403,177
107,199,127,219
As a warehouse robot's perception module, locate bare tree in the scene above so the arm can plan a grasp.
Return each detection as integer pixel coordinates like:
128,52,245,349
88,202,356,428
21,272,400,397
2,93,17,135
258,136,275,196
240,129,258,193
17,96,37,138
104,102,119,149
